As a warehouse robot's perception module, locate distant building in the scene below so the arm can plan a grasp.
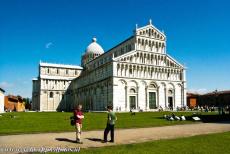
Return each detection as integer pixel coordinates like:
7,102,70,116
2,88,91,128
33,20,187,111
0,88,5,113
187,90,230,107
187,93,199,108
198,90,230,107
4,95,25,112
32,62,82,111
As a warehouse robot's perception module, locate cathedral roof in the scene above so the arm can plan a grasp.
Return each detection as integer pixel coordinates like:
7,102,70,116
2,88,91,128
85,37,104,55
39,62,83,69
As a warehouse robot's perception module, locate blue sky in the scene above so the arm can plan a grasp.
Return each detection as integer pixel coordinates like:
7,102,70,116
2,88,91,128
0,0,230,98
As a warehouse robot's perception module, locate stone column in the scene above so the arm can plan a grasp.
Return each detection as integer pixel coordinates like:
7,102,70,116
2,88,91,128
145,86,148,110
157,86,160,108
183,69,187,107
165,87,167,109
173,89,176,110
137,86,139,109
125,86,128,111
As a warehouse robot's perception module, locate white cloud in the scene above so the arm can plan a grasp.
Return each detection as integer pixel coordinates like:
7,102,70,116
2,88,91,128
45,42,53,49
0,81,14,89
187,88,209,94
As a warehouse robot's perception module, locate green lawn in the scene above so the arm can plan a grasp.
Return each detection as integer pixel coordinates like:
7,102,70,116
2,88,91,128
76,131,230,154
0,111,219,135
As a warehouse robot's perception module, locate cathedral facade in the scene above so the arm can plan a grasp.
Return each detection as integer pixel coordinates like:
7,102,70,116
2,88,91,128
32,20,187,112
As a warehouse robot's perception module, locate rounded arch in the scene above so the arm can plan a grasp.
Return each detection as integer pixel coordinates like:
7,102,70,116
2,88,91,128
129,88,136,93
142,39,144,45
138,38,141,43
168,89,173,96
145,39,148,45
49,91,54,98
168,82,175,89
129,80,138,87
140,80,147,87
177,83,182,88
149,81,158,88
118,79,127,86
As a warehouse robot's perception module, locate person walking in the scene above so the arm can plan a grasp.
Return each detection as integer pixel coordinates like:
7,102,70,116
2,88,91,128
103,105,117,143
73,104,84,144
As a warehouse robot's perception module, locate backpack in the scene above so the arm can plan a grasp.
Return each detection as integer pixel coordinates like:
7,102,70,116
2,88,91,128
70,116,75,126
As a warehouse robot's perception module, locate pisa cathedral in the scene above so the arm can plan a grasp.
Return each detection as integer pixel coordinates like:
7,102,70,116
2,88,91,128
32,20,187,112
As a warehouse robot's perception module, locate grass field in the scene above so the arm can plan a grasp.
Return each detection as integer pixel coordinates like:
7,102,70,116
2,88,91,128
74,131,230,154
0,111,220,135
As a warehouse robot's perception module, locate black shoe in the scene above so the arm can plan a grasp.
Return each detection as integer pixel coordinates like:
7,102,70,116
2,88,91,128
76,139,83,144
101,140,107,143
76,141,83,144
109,140,114,143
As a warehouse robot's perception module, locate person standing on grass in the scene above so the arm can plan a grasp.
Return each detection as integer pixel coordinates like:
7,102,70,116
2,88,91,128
73,104,84,144
103,105,117,143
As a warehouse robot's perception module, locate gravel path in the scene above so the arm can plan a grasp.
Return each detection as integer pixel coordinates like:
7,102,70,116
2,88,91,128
0,122,230,151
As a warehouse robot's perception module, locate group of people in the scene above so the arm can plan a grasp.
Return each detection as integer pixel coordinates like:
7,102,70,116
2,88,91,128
163,113,186,121
190,105,230,114
73,104,117,144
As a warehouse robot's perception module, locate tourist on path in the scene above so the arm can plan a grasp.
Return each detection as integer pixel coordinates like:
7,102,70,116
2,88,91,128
73,104,84,144
103,105,117,143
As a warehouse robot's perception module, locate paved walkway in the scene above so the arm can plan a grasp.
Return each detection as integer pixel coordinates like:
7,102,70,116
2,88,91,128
0,123,230,149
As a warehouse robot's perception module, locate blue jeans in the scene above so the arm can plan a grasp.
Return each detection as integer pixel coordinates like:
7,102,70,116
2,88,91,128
104,124,114,141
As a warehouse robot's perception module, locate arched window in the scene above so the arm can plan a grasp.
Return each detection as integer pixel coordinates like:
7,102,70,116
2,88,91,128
47,68,50,74
49,92,53,98
57,69,59,74
180,73,183,80
129,68,132,74
130,88,136,93
149,83,157,88
168,90,173,95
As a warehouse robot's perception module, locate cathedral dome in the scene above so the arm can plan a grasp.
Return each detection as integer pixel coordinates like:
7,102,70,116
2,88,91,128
85,37,104,55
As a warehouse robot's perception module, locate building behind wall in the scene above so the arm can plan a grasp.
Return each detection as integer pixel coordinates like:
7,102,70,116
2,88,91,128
4,95,25,112
187,90,230,108
198,90,230,107
187,93,199,108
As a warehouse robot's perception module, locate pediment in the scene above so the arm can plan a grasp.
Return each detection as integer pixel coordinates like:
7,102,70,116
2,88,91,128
136,24,165,41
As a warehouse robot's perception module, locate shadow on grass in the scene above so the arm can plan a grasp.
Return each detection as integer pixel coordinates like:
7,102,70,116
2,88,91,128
55,138,76,143
86,138,103,142
195,114,230,123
